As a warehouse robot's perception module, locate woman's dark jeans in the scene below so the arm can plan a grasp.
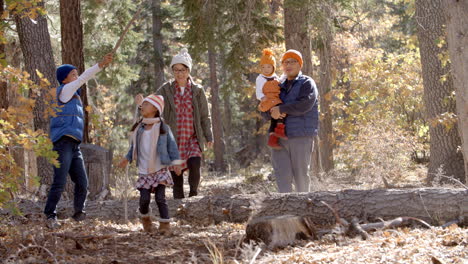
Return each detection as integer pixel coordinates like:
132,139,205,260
172,157,201,199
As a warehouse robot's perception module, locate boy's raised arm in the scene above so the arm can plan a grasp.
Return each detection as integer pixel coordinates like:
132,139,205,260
59,53,113,103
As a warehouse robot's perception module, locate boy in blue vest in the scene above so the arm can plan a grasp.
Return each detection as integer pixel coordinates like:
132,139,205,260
44,53,113,229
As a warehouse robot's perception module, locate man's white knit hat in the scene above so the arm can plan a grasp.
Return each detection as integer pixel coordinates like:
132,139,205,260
170,48,192,71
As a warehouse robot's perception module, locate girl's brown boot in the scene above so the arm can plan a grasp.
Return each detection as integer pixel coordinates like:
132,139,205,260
141,216,153,232
159,221,172,235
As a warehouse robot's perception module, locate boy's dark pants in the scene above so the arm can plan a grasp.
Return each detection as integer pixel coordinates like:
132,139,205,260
172,157,201,199
44,136,88,219
139,185,169,219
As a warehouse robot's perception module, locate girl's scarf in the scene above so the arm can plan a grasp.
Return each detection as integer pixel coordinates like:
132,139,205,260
132,118,161,173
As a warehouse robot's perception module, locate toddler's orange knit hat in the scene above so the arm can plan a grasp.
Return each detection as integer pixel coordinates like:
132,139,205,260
281,49,303,67
260,48,276,72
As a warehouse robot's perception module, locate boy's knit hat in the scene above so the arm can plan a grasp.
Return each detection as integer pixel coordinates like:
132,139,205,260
143,94,164,114
56,64,77,84
281,49,303,67
170,48,192,72
260,48,276,72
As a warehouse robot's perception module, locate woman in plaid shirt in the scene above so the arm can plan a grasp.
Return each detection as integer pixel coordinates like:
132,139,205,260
137,48,213,199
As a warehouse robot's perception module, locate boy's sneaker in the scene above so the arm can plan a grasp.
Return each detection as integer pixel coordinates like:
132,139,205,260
72,212,86,222
46,218,61,229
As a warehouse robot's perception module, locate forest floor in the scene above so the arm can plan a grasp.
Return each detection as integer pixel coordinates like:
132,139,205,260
1,163,467,264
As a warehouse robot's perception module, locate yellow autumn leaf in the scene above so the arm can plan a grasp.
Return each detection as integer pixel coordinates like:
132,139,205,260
35,69,43,79
85,105,93,113
1,10,9,19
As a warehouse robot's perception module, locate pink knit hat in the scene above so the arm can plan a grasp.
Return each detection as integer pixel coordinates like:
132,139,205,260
143,94,164,113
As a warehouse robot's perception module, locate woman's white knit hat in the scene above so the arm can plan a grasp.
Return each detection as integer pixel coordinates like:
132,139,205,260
170,48,192,71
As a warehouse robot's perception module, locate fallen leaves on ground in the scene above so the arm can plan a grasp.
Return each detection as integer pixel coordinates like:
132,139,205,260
0,215,466,263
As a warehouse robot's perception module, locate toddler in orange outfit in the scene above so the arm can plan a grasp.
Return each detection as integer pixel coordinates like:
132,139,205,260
255,49,287,149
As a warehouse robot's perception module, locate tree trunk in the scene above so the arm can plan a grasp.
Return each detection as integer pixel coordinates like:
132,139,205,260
14,1,56,196
284,0,320,178
79,144,112,200
0,0,7,110
283,0,313,76
208,42,226,172
255,112,264,154
4,40,21,107
269,0,281,15
415,0,465,183
59,0,89,143
444,0,468,184
11,188,467,227
317,4,334,172
152,0,165,89
222,92,232,154
175,188,468,226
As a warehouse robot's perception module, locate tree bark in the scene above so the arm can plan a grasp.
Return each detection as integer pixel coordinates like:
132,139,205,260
208,40,226,172
79,144,112,200
4,40,21,107
177,188,468,226
14,1,56,195
0,0,7,110
269,0,281,16
284,0,321,178
59,0,89,143
317,4,334,172
10,188,467,227
415,0,465,183
444,0,468,184
152,0,165,89
222,91,232,154
283,0,313,76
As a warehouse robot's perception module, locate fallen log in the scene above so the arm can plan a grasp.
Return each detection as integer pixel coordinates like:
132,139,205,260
8,188,467,226
175,188,467,226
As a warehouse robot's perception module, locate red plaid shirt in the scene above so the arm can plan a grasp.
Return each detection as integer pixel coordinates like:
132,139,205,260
174,80,202,170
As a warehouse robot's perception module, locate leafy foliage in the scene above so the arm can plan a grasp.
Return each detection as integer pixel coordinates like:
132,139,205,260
0,66,58,207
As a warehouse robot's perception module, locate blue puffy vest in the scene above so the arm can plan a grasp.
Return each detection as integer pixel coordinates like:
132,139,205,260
49,85,84,143
279,74,319,138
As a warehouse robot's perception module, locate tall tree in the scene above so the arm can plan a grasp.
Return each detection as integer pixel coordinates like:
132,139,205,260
14,0,56,195
0,0,7,110
208,41,226,171
59,0,89,142
152,0,165,89
284,0,323,178
206,0,226,171
316,3,334,172
415,0,465,183
445,0,468,183
284,0,313,76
